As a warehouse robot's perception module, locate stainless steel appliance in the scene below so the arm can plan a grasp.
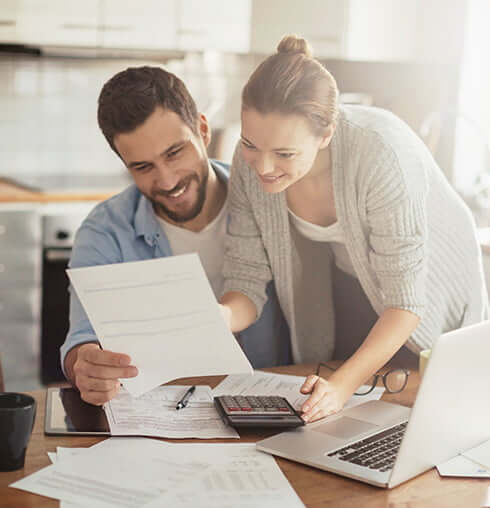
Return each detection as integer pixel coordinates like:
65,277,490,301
41,204,96,384
0,205,41,391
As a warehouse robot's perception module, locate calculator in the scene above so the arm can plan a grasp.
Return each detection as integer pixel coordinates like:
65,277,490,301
214,395,305,429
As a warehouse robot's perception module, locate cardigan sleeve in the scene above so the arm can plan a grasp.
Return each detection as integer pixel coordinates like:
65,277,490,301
365,143,429,318
222,145,273,318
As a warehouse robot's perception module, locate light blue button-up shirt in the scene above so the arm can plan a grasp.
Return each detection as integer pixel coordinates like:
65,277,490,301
60,161,291,375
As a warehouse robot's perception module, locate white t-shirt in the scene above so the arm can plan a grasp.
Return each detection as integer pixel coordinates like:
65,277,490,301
288,208,356,277
156,201,228,298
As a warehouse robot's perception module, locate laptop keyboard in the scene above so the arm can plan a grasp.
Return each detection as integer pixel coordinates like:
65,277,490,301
327,422,408,473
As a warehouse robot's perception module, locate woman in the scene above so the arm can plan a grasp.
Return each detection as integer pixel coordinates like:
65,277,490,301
220,35,488,423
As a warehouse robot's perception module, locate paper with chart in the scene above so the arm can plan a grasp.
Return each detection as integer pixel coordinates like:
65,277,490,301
104,385,238,439
13,439,304,508
67,254,252,397
148,443,305,508
47,448,88,508
213,370,385,412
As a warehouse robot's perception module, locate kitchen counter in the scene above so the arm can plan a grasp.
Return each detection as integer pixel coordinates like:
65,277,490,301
0,178,119,203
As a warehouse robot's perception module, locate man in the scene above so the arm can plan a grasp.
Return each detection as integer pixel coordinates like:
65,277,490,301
60,66,290,406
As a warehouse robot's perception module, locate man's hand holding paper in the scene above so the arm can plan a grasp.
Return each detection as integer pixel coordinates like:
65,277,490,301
65,343,138,405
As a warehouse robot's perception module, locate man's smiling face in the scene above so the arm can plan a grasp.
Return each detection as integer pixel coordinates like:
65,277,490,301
115,106,211,224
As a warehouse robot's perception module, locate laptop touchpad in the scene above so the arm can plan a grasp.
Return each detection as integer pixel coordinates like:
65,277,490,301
312,416,379,440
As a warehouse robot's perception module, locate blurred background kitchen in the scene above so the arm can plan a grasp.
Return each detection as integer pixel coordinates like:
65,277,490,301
0,0,489,392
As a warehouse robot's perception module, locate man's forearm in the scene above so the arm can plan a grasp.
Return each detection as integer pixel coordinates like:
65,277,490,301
330,307,420,392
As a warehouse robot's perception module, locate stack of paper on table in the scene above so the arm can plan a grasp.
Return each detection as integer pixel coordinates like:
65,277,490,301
104,385,238,439
12,438,305,508
213,370,385,412
437,439,490,478
67,254,252,397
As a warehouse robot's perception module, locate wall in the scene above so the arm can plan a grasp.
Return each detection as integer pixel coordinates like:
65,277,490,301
323,59,461,177
0,51,461,182
0,52,254,182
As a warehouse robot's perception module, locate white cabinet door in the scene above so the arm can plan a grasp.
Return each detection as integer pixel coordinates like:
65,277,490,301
345,0,418,61
99,0,177,50
0,0,21,44
17,0,98,47
251,0,347,57
178,0,251,53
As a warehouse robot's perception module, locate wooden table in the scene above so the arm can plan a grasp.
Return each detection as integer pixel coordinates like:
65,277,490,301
1,364,488,508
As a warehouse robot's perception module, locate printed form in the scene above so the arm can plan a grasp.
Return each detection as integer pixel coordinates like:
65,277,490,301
104,385,238,439
67,254,252,397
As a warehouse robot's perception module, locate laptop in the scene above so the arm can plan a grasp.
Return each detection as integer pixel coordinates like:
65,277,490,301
257,320,490,488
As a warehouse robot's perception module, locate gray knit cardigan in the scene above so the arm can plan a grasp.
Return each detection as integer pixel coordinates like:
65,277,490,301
223,105,488,363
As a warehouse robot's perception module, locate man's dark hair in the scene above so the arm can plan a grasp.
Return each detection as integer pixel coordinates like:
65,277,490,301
97,66,199,153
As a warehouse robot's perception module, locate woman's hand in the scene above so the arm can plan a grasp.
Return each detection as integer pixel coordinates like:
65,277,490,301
299,375,352,423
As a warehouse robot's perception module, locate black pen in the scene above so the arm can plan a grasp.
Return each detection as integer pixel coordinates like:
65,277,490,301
175,386,196,410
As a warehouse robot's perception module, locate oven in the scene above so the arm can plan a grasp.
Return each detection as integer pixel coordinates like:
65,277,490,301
40,207,94,384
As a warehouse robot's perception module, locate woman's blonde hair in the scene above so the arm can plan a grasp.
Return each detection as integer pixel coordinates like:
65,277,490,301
242,35,339,136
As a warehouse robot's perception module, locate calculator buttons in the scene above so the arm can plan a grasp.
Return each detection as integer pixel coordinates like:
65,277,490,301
214,395,305,429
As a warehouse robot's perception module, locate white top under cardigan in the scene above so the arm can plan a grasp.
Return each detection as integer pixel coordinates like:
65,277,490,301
287,208,356,277
156,197,228,298
223,105,488,363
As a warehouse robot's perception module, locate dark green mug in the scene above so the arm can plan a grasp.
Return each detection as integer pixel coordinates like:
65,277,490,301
0,393,36,471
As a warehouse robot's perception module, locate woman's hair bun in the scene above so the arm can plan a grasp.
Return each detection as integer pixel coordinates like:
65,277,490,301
277,35,312,58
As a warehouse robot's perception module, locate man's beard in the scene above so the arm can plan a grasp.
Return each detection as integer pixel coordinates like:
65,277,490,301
152,164,209,224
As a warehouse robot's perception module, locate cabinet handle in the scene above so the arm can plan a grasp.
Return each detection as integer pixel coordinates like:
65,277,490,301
0,264,4,273
0,20,16,27
98,25,132,32
0,225,5,235
61,23,97,30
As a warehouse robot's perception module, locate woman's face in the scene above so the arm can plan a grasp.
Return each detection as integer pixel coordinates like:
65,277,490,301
240,109,331,194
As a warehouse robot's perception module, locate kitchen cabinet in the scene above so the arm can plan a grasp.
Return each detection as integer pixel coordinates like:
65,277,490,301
99,0,177,50
177,0,251,53
250,0,418,60
250,0,460,63
0,0,457,60
0,0,98,47
250,0,349,58
343,0,418,62
0,0,20,44
0,0,251,53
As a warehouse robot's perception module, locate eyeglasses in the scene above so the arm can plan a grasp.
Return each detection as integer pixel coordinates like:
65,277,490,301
316,363,410,395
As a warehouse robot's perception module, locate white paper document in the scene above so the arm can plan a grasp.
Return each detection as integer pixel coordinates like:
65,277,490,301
437,454,490,478
461,439,490,470
213,371,385,412
47,448,88,508
13,439,304,508
105,385,238,439
67,254,252,397
148,444,305,508
12,438,204,508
